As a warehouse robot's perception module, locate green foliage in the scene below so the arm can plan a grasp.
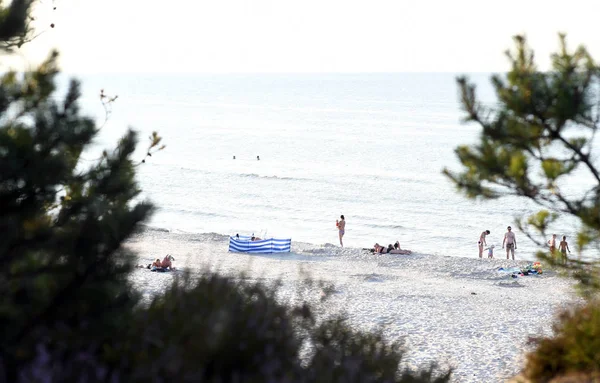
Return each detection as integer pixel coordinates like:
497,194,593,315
523,300,600,382
444,34,600,294
447,34,600,382
0,50,153,381
0,0,33,49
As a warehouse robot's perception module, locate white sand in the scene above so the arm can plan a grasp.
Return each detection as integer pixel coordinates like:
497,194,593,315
127,230,579,383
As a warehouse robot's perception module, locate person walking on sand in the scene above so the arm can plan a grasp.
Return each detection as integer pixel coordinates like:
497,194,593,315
559,236,571,263
478,230,490,258
502,226,517,260
548,233,557,258
337,215,346,247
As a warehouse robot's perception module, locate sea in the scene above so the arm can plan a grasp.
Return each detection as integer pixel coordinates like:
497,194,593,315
62,72,586,260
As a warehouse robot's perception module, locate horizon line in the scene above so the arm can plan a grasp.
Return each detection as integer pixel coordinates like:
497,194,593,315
58,70,506,75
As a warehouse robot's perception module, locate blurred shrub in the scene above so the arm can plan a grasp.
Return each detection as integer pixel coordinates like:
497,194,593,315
523,300,600,382
110,272,452,383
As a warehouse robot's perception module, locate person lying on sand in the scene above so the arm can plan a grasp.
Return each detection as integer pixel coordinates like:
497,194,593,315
388,241,412,255
373,243,388,254
136,259,162,269
159,254,175,269
371,242,412,255
251,236,262,241
388,248,412,255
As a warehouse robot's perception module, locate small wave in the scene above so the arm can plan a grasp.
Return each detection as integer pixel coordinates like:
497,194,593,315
237,173,310,182
157,207,230,219
363,223,406,230
191,232,231,242
137,223,170,233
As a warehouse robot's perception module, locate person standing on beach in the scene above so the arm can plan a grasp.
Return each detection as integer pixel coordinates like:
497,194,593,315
502,226,517,260
478,230,490,258
547,233,557,258
559,236,571,263
337,215,346,247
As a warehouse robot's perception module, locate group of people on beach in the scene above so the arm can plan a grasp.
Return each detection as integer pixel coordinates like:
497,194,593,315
478,227,571,261
547,233,571,262
478,227,518,260
335,215,573,260
235,233,262,241
232,155,261,160
335,214,413,255
137,254,175,270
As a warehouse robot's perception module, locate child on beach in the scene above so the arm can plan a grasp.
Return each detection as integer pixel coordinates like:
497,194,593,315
485,245,495,259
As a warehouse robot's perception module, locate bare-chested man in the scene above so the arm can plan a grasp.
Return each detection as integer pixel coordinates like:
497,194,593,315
502,226,517,260
337,215,345,247
559,236,571,263
478,230,490,258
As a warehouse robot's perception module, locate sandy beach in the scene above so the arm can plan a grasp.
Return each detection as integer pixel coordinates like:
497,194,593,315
126,229,580,383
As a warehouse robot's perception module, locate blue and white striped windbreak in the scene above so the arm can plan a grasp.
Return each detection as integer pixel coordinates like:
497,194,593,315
228,235,291,253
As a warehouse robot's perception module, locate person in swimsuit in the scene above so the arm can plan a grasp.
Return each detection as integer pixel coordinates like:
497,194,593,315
390,241,412,254
547,234,557,258
159,254,175,269
485,245,495,259
373,243,387,254
478,230,490,258
502,226,517,260
337,215,345,247
559,236,571,263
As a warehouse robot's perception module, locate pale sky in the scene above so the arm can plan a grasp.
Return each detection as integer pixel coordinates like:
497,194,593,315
6,0,600,73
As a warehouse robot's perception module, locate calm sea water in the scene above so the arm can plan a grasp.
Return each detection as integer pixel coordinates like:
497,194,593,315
64,73,584,259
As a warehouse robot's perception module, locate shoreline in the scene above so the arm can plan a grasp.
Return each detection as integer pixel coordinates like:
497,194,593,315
133,224,543,262
126,228,580,383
